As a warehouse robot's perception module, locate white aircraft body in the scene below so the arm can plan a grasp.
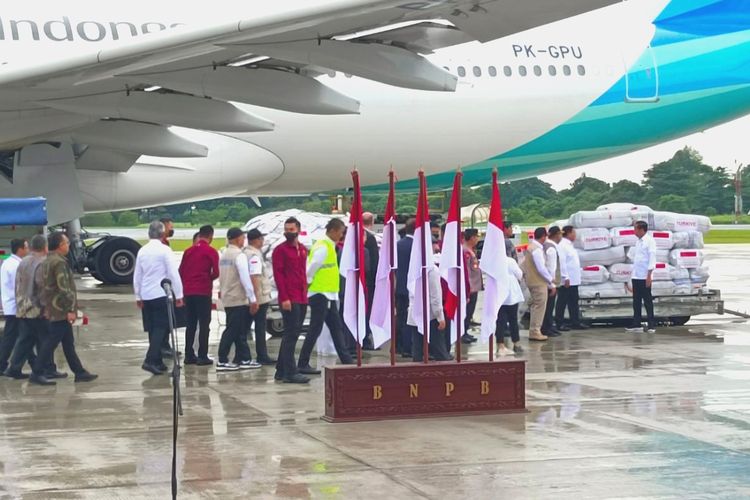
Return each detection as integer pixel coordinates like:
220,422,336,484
1,0,748,282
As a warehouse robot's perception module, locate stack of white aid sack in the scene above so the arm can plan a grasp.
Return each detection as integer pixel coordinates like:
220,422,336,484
558,203,711,299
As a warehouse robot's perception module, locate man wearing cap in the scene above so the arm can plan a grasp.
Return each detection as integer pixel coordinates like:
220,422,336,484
179,225,219,365
243,228,276,365
217,228,259,371
521,227,556,342
272,217,310,384
297,218,354,374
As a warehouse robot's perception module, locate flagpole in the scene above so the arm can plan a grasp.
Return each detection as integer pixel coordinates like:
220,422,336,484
419,171,429,365
455,169,463,364
488,167,497,363
388,170,397,367
353,170,363,368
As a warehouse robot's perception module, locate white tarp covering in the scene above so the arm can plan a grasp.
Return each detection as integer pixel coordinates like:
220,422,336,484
651,230,674,250
608,263,633,283
672,231,705,249
669,249,704,269
569,210,633,229
579,281,630,299
652,212,712,234
573,227,612,250
578,245,627,267
580,265,610,285
611,227,639,247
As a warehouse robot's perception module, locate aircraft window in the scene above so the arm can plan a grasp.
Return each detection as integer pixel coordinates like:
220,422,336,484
458,66,466,77
533,65,542,76
488,66,497,77
473,66,482,77
548,65,557,76
563,65,572,76
577,65,586,76
503,66,512,76
518,65,527,77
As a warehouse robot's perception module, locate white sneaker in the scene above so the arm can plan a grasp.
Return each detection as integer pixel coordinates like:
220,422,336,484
239,360,262,370
216,362,240,371
646,328,656,334
497,345,513,357
625,327,644,333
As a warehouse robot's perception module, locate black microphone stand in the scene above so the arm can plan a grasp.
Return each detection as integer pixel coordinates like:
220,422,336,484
164,283,182,500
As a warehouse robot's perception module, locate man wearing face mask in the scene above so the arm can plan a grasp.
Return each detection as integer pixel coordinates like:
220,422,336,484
272,217,310,384
159,217,175,246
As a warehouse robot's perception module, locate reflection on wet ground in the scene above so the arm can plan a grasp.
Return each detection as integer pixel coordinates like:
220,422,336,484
1,248,749,498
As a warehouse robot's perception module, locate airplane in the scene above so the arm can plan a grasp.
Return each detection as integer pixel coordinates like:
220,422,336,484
0,0,748,284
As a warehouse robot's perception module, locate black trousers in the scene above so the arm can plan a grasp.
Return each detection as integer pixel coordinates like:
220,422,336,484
411,320,451,362
34,320,85,376
276,303,307,378
248,303,271,360
542,289,557,333
495,304,520,343
631,279,656,328
555,285,581,327
0,315,20,371
299,294,353,367
142,297,170,366
7,318,42,374
395,294,412,354
465,292,479,333
184,295,212,359
218,305,249,364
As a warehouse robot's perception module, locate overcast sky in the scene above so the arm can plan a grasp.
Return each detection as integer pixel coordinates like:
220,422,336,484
539,115,750,190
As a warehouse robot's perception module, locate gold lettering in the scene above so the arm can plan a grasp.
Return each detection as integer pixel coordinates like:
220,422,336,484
372,385,383,400
445,382,455,397
409,383,419,398
480,380,490,395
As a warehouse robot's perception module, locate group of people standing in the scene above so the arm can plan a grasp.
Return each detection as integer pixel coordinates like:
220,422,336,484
0,233,97,385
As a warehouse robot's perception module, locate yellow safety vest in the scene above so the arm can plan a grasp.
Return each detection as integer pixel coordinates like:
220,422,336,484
308,238,340,294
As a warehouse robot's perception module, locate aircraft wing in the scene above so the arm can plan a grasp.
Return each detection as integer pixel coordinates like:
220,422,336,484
0,0,619,172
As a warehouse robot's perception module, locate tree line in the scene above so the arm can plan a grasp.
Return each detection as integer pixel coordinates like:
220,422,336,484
82,147,750,227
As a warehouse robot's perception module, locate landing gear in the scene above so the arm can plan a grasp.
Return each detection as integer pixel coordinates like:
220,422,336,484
64,219,141,285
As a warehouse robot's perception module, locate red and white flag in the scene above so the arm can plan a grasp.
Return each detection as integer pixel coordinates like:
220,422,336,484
438,171,465,345
407,171,433,337
340,171,367,346
369,172,397,348
479,170,510,342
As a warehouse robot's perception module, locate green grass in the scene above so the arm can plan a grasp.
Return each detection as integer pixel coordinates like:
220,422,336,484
704,229,750,244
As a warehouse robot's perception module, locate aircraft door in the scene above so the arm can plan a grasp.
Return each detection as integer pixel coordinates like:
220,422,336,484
624,46,659,103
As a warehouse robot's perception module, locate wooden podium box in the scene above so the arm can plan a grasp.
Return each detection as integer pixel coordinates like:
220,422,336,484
323,360,525,422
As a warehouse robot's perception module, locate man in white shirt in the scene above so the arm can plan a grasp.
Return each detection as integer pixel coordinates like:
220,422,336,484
217,227,260,371
555,226,588,330
134,221,184,375
521,227,557,341
541,226,563,337
627,220,657,333
0,238,29,373
297,218,354,374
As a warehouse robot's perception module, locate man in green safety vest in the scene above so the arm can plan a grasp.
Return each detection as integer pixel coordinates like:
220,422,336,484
296,218,355,374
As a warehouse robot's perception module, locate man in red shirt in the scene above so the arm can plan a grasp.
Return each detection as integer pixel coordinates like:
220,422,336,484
272,217,309,384
179,225,219,365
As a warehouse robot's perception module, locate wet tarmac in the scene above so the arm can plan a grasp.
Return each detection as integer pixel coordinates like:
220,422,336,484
0,246,749,499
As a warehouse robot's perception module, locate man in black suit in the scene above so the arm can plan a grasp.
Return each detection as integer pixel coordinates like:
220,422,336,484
395,218,415,357
362,212,379,350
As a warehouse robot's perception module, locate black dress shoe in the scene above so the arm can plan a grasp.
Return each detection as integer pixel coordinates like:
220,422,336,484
298,365,321,375
257,357,277,365
400,352,412,358
74,372,98,383
283,374,310,384
571,323,590,330
184,356,198,365
274,371,284,381
544,331,561,337
29,374,56,385
46,371,69,379
557,325,571,332
142,363,164,375
4,370,29,380
196,357,214,366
